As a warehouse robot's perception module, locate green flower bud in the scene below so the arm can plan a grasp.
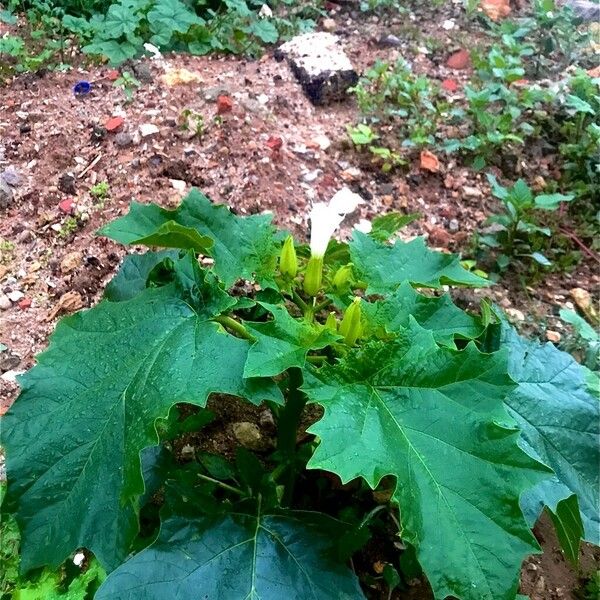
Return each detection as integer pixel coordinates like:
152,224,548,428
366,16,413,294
303,256,323,297
279,236,298,279
332,264,353,292
324,312,338,332
339,298,362,346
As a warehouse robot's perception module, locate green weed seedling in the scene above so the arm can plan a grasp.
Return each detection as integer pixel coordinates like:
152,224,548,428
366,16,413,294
2,187,598,600
481,174,574,270
114,71,141,101
90,181,110,200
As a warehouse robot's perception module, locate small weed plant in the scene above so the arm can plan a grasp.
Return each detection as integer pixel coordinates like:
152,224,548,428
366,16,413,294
2,188,598,600
480,174,574,270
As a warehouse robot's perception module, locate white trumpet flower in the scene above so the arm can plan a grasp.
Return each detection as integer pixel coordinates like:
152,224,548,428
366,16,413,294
304,188,363,296
308,187,364,258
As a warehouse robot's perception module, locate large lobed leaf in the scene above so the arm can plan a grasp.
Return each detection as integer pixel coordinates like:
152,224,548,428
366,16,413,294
302,322,551,600
95,509,365,600
244,303,340,377
500,324,600,546
99,189,280,288
1,255,281,572
362,281,484,346
350,231,489,294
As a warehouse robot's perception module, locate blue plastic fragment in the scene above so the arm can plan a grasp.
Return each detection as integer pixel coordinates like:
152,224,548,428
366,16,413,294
73,81,91,96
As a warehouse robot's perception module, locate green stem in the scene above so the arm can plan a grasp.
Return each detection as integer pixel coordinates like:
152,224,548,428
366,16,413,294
197,473,245,496
313,298,332,313
213,315,256,342
306,355,326,364
291,290,309,312
277,368,307,506
359,504,387,529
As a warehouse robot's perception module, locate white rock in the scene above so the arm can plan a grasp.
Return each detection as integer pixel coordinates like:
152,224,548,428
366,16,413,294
463,186,483,198
6,291,24,303
506,308,525,322
302,169,322,183
170,179,187,193
312,134,331,151
0,294,11,310
0,369,24,383
139,123,160,137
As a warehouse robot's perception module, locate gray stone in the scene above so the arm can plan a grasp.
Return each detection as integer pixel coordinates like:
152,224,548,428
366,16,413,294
114,132,133,147
275,32,358,105
0,179,13,210
1,166,21,187
378,34,402,48
0,353,20,372
132,61,153,83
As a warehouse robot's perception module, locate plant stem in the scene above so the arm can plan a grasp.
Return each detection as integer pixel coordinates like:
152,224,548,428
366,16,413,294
277,368,307,506
213,315,256,342
197,473,245,496
291,290,309,312
313,298,332,313
306,355,327,364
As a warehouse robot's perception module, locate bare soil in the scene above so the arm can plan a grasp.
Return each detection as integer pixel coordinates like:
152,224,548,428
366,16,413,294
0,1,598,597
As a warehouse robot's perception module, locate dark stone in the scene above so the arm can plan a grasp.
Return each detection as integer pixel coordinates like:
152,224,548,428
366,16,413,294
58,172,77,195
378,34,402,48
132,61,153,83
0,179,13,210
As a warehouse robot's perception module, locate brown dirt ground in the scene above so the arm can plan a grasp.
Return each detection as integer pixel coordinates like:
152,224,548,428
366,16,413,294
0,1,598,597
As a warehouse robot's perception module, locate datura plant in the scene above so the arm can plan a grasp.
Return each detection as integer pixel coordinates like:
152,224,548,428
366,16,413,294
2,188,598,600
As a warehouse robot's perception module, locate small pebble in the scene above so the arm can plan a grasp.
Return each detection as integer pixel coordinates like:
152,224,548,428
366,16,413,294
0,294,11,310
546,330,561,343
6,290,24,303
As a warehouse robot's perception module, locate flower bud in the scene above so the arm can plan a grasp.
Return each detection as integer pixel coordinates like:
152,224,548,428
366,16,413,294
332,264,353,292
279,236,298,279
324,312,338,332
339,298,362,346
303,256,323,297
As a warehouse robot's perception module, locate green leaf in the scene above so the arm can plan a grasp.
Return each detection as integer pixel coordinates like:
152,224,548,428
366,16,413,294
486,173,509,200
99,190,279,288
104,250,179,302
247,19,279,43
362,281,484,346
565,94,595,114
0,9,17,25
529,252,551,267
500,324,600,545
244,303,340,377
302,323,550,600
2,257,281,573
82,39,139,64
559,308,599,343
511,179,533,207
103,3,142,37
534,193,575,210
148,0,203,46
369,212,419,243
96,510,365,599
350,232,489,294
98,201,213,252
548,494,583,565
